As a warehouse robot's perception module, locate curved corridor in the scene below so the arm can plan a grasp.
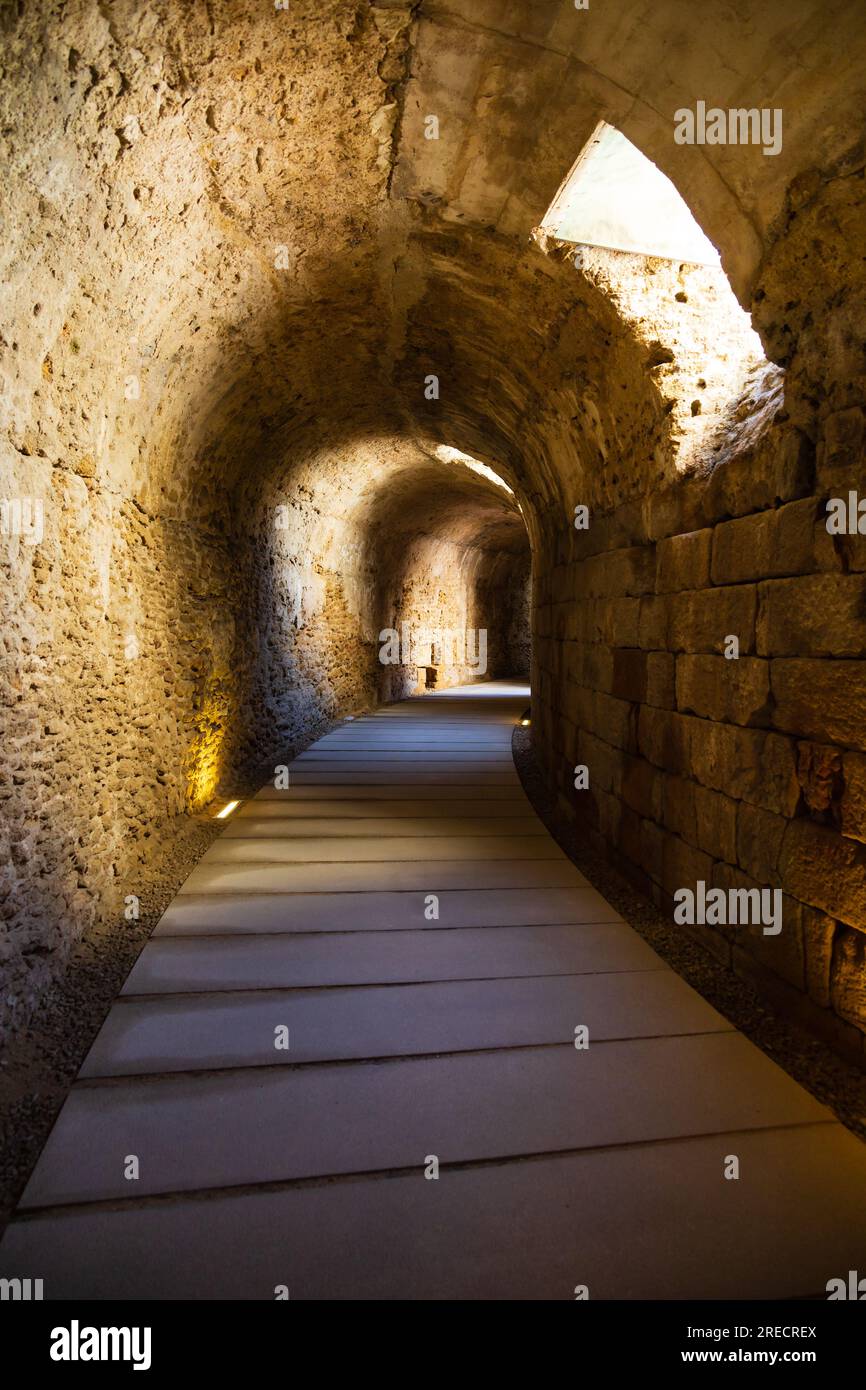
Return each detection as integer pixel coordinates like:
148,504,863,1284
4,0,866,1327
3,684,866,1300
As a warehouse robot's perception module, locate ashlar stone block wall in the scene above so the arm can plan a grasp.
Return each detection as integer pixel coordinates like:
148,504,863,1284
534,415,866,1061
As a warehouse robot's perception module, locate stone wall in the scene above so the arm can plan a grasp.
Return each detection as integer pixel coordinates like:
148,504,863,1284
0,446,241,1034
534,402,866,1060
1,428,529,1040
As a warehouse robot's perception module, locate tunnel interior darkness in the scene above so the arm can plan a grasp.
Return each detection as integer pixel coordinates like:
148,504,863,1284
2,0,866,1070
227,431,532,800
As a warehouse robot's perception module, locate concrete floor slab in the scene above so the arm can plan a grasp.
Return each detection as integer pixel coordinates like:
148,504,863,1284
222,816,548,837
82,971,731,1077
294,750,514,761
154,886,625,934
235,799,538,818
125,923,655,992
19,1033,831,1208
199,835,567,864
271,771,521,784
291,761,522,772
311,736,514,747
5,1123,864,1299
178,859,590,894
252,784,530,800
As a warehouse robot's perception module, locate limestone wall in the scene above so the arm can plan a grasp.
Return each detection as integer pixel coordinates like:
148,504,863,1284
532,171,866,1059
1,423,529,1037
534,424,864,1049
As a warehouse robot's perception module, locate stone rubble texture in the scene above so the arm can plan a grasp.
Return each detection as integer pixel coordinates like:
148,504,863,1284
1,0,865,1061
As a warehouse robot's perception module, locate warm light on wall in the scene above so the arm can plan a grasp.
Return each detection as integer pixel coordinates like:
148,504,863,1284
215,799,239,819
185,691,230,811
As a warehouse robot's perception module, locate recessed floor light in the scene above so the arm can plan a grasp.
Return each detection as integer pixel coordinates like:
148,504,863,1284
216,800,240,819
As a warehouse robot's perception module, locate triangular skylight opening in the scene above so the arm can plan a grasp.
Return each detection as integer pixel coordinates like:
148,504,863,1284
541,121,720,266
434,444,514,496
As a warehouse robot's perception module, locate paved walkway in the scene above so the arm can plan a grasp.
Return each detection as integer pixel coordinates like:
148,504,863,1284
3,682,866,1299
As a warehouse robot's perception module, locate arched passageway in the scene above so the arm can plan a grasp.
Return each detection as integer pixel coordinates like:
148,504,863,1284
2,0,866,1304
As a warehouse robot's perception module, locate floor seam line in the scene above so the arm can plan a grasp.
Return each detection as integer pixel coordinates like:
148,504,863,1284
13,1120,842,1221
74,1029,749,1084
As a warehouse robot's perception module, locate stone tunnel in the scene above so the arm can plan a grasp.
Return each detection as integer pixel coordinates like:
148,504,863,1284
2,0,866,1315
